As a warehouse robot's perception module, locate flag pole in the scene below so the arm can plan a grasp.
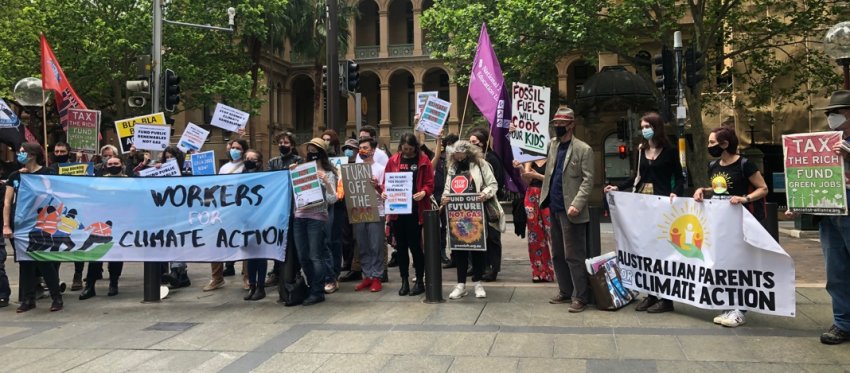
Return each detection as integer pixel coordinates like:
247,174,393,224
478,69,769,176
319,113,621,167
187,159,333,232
42,90,49,166
458,89,471,136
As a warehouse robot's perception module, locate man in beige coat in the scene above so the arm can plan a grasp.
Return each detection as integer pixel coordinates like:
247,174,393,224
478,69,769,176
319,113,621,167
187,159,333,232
539,105,594,312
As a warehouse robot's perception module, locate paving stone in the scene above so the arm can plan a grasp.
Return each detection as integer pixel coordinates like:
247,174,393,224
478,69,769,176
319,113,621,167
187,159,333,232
382,355,455,373
743,336,841,364
317,353,393,373
422,303,485,325
655,360,732,373
251,352,333,372
308,330,387,354
586,359,656,373
369,331,439,355
66,349,161,373
676,335,760,362
725,362,832,373
615,334,686,360
448,356,518,373
429,332,497,357
796,288,831,305
129,350,244,372
488,333,555,358
552,334,617,360
0,348,110,372
284,330,336,353
516,357,587,372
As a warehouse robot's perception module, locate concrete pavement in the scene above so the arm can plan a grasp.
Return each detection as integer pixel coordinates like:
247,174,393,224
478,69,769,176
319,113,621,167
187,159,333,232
0,224,845,372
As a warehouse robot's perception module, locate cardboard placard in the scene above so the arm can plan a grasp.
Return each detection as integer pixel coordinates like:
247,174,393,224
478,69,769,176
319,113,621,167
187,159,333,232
291,161,325,209
509,82,550,160
341,163,381,223
446,193,486,251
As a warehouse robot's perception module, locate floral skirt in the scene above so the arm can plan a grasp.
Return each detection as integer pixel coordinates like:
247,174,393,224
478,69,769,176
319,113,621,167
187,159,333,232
524,187,554,282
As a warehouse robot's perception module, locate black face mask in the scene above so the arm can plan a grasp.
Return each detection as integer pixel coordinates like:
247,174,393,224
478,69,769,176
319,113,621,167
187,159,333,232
244,160,258,170
279,145,291,155
55,154,69,163
708,144,724,157
106,166,123,175
306,152,319,161
554,126,568,137
456,158,469,169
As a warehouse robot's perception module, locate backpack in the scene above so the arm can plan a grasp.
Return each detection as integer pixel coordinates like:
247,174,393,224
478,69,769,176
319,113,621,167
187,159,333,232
709,157,765,221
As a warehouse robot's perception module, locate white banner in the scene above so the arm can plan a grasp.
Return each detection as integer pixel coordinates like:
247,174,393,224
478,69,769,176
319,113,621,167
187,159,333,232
510,82,550,159
210,103,249,132
384,172,413,214
139,159,181,177
178,122,210,153
608,192,795,317
133,124,170,151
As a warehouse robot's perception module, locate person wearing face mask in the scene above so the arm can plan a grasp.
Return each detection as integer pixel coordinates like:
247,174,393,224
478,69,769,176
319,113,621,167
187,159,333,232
79,156,126,300
539,105,594,313
795,90,850,344
266,132,303,303
468,127,504,281
3,142,63,313
433,133,460,268
338,139,362,282
320,132,346,294
95,145,121,176
201,139,249,292
356,125,389,166
241,149,269,301
603,112,684,313
152,146,192,290
693,126,767,327
351,137,387,292
322,129,341,157
381,133,434,296
45,142,89,291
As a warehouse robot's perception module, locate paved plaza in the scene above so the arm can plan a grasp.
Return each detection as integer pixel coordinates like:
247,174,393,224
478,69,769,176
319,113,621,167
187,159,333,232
0,223,846,372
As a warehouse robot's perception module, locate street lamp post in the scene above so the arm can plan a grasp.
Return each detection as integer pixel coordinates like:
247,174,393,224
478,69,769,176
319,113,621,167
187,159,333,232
824,21,850,90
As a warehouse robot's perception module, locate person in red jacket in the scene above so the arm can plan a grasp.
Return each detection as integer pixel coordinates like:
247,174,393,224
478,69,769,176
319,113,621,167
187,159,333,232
382,132,434,296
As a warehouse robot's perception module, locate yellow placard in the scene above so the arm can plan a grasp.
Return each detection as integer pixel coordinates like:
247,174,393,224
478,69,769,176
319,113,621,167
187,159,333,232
114,113,166,137
59,164,89,175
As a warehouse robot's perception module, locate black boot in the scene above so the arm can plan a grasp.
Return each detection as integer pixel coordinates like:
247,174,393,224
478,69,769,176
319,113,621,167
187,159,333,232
398,277,410,296
381,270,389,283
409,278,425,296
108,278,119,296
161,270,180,287
388,251,398,267
79,284,96,300
223,262,236,277
175,269,191,288
16,298,36,313
50,291,63,312
244,285,256,301
250,286,266,301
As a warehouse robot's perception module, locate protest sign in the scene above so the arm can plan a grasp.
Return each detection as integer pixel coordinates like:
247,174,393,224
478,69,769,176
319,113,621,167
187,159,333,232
608,192,795,316
384,172,412,214
329,156,347,175
416,91,438,115
509,82,550,159
782,132,848,215
191,151,216,176
0,98,20,128
139,159,181,177
446,193,486,251
416,96,451,138
133,124,170,151
291,161,325,209
341,163,380,223
210,103,249,132
114,112,166,153
177,122,210,152
13,171,291,262
66,108,100,152
58,162,94,176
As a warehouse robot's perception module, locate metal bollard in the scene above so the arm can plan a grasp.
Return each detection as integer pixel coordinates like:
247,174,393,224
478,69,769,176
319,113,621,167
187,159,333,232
586,205,602,259
423,210,444,303
142,262,161,303
764,202,779,243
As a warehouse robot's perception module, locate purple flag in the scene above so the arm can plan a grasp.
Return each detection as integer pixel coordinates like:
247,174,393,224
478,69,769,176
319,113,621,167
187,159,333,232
468,23,525,193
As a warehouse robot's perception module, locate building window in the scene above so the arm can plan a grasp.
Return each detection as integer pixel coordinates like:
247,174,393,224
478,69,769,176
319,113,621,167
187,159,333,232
406,2,414,44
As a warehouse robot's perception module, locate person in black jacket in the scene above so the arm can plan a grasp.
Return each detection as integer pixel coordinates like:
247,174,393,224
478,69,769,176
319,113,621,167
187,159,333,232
469,127,503,281
604,112,684,313
432,133,459,267
266,132,303,304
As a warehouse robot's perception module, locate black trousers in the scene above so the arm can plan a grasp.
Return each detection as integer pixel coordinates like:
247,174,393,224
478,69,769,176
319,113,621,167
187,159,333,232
393,215,424,279
19,261,61,301
454,250,486,283
486,224,501,273
85,262,123,286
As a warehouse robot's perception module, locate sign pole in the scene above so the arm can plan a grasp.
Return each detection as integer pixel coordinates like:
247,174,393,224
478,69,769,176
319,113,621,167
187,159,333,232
143,0,164,303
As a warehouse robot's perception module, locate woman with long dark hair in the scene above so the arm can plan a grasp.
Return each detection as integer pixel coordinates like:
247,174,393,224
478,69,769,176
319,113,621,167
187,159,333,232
604,112,684,313
3,142,63,312
382,133,434,296
242,149,268,301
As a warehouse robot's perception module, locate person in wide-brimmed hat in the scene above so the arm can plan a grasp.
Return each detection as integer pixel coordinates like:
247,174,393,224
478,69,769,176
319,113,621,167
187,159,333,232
809,90,850,345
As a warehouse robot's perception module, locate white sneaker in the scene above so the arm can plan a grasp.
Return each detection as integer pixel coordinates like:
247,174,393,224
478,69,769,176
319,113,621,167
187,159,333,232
449,284,467,300
474,282,486,298
713,310,732,324
720,310,746,327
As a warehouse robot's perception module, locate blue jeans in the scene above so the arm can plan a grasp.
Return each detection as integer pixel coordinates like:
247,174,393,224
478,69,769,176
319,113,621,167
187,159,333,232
820,215,850,332
323,203,343,283
294,217,328,298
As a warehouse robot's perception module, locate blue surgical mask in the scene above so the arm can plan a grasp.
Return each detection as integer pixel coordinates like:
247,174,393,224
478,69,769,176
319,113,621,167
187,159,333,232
16,152,28,164
229,149,242,161
642,128,654,140
344,149,355,158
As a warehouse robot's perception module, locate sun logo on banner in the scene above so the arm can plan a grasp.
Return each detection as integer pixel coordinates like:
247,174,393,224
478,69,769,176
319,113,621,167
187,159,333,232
659,202,709,260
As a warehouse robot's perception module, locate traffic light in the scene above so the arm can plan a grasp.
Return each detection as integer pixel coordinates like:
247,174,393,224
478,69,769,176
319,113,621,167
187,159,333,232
346,60,360,92
616,117,628,141
322,65,328,96
685,47,704,89
164,69,181,112
653,46,676,121
618,144,627,159
126,79,149,108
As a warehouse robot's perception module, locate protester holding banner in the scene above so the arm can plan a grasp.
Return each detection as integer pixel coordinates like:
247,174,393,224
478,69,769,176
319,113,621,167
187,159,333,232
434,133,460,268
95,145,121,176
604,112,684,313
468,127,504,282
290,138,339,306
351,137,387,292
339,139,362,282
47,142,87,291
540,105,594,312
154,146,192,290
382,133,434,296
265,132,302,298
3,142,63,312
238,149,268,301
79,155,126,300
321,130,344,294
440,140,498,299
357,126,388,166
693,126,768,327
811,90,850,344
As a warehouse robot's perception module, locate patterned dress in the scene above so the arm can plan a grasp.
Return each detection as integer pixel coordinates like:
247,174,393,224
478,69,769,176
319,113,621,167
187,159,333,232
524,162,554,281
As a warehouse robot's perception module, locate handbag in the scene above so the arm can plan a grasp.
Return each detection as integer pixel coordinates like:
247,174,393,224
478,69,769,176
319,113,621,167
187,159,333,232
478,164,501,223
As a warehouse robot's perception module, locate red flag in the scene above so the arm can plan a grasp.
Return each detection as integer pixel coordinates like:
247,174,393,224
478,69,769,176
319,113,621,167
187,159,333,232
40,33,87,127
